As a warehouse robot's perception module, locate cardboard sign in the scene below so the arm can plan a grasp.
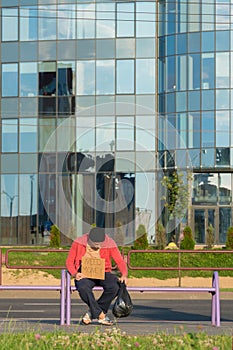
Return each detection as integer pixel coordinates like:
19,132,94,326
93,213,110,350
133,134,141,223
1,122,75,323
81,257,105,280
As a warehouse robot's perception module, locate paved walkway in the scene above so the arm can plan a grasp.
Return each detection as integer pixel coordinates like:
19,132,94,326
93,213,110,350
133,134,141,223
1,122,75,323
0,291,232,336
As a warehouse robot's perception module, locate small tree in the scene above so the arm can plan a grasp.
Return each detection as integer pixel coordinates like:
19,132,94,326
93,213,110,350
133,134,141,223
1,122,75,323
206,224,215,249
49,225,61,248
133,224,148,250
226,226,233,250
180,226,195,250
156,221,167,250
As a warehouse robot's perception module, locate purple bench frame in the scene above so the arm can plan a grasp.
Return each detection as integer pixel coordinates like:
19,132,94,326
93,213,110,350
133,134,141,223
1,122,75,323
0,269,67,325
64,270,220,327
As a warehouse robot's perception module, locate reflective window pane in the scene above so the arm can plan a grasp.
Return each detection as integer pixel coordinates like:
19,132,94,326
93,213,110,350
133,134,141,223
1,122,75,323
216,2,230,30
58,4,76,40
177,56,187,91
58,61,76,115
216,90,230,110
202,148,214,167
57,117,75,152
202,90,214,110
76,117,95,152
188,1,200,32
202,53,214,89
135,173,155,243
19,118,37,153
96,40,115,59
20,154,37,173
96,60,115,95
20,62,38,97
136,116,156,151
116,38,135,58
1,175,18,217
1,154,19,173
38,5,56,40
2,64,18,97
116,116,134,151
166,56,175,91
1,174,18,244
96,3,115,39
177,34,186,55
202,2,214,31
19,174,37,223
115,152,134,172
77,3,95,39
216,31,229,51
39,118,56,152
116,60,134,94
77,61,95,95
216,52,229,88
219,174,231,204
219,207,231,243
136,59,155,94
216,147,230,166
136,38,155,58
20,97,37,117
202,112,214,148
188,54,200,90
2,119,18,153
188,32,200,53
136,2,156,37
96,117,115,152
202,31,214,52
2,8,18,41
38,62,56,96
117,3,134,37
20,6,37,41
188,112,200,148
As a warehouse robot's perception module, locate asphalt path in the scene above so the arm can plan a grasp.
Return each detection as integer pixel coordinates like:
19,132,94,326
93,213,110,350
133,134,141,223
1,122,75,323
0,293,232,336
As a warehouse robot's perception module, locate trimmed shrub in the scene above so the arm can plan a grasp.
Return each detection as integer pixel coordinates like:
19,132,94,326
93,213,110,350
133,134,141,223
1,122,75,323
49,225,61,248
180,226,195,250
156,221,167,250
133,224,148,250
226,226,233,250
206,224,215,249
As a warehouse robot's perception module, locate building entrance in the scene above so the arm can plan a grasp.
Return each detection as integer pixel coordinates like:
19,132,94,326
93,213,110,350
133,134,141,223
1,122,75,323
192,207,231,245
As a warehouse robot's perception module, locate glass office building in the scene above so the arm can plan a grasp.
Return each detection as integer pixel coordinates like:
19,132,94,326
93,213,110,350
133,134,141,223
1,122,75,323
0,0,232,246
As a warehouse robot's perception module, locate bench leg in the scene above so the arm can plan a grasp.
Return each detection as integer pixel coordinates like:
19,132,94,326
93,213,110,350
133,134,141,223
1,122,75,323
212,271,221,327
66,271,71,326
211,292,216,326
60,269,66,326
215,282,220,327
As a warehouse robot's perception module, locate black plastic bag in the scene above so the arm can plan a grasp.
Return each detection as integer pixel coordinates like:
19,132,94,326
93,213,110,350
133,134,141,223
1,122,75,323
112,282,133,318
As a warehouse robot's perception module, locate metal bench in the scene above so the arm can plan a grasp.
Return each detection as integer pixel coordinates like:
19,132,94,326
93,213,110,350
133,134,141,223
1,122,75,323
64,270,220,327
0,269,67,325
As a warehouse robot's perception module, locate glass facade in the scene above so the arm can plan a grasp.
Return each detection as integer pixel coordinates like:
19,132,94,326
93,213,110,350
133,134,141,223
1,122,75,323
0,0,232,246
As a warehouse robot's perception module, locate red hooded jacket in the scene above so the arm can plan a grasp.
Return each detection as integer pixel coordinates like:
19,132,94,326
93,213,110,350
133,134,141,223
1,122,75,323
66,233,128,277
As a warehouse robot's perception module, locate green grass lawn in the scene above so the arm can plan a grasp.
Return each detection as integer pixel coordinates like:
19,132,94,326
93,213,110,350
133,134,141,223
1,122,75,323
0,326,231,350
1,247,233,281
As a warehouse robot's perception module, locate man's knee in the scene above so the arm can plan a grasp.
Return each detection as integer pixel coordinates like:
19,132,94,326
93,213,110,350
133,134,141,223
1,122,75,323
105,280,119,295
75,279,91,293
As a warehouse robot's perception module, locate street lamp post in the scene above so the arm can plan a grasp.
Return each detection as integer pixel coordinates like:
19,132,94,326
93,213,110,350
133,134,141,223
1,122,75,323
2,191,18,244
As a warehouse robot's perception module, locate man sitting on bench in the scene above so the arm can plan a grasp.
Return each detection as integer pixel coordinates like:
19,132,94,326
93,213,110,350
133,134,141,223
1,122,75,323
66,227,128,326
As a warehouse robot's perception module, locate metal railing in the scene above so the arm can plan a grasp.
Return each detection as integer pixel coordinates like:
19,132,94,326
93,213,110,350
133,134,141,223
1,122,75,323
127,249,233,270
0,248,69,325
0,248,232,327
127,249,233,286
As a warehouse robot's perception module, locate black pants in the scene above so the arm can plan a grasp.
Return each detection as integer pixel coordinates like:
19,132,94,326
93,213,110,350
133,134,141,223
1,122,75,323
75,272,120,319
